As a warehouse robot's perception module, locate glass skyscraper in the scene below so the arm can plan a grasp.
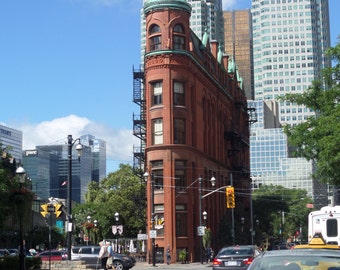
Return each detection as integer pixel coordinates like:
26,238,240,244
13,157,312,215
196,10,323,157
0,124,22,163
251,0,331,126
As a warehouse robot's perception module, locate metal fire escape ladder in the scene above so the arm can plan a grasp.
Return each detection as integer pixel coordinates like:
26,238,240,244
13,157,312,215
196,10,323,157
132,66,146,178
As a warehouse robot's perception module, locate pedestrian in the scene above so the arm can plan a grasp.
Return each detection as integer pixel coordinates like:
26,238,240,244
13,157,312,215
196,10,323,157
166,245,171,265
98,241,109,270
106,241,114,270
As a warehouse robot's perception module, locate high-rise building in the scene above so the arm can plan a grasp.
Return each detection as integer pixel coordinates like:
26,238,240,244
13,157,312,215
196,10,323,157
0,124,22,163
251,0,331,126
187,0,225,46
22,134,105,203
223,10,254,100
80,134,106,181
22,149,59,200
248,100,328,208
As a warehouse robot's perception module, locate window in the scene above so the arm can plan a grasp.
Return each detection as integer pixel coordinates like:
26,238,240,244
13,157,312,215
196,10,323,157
174,81,185,105
152,118,163,145
152,81,162,105
173,24,185,50
174,118,185,144
149,24,161,51
151,161,164,190
175,160,186,190
176,204,188,236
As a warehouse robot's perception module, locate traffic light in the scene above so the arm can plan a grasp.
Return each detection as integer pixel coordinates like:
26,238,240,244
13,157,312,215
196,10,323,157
40,204,49,217
54,204,63,218
226,186,235,208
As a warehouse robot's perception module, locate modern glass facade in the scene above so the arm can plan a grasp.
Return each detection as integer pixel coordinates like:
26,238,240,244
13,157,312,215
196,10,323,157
0,124,22,163
251,0,331,126
249,100,327,202
80,134,106,182
22,149,58,201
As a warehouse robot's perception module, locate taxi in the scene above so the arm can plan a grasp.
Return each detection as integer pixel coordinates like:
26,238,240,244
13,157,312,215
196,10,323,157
293,233,340,250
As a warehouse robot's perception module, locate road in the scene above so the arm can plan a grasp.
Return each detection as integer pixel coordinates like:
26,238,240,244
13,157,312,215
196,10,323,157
131,262,213,270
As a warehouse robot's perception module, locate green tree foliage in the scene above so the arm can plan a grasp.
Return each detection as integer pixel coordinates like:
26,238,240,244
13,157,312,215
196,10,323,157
73,164,146,241
253,185,312,244
279,41,340,185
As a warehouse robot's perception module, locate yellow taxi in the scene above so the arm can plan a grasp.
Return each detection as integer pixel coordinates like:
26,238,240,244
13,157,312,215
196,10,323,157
293,233,340,250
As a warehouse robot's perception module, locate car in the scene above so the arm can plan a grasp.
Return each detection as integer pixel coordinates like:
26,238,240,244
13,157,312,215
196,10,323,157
212,245,262,270
293,233,340,250
247,248,340,270
7,248,18,256
0,249,10,257
34,250,67,261
71,245,135,270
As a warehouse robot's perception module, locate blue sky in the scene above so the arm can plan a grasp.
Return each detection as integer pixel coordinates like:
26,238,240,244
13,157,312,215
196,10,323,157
1,0,339,174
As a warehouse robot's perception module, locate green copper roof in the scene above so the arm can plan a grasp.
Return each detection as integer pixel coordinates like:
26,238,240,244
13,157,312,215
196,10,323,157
144,0,192,14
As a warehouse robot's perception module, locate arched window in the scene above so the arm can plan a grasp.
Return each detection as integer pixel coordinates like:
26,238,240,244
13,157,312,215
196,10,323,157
149,24,161,51
173,24,185,50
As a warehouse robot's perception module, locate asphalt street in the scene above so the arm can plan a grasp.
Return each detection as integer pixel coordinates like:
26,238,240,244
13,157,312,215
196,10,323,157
132,262,213,270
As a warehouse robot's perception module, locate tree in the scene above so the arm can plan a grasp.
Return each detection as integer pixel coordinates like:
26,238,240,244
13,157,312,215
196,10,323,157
279,41,340,185
252,185,312,245
73,164,146,242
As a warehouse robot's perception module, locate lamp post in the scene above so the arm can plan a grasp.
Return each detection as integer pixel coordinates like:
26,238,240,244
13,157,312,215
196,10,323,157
143,171,156,266
16,165,27,270
86,216,91,245
94,219,98,244
199,176,215,264
115,212,120,253
67,135,83,260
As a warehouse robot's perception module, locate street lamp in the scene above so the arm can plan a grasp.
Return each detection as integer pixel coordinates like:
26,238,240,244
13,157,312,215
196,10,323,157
16,165,27,270
203,211,208,225
115,212,120,253
143,171,156,266
199,176,215,264
67,135,83,260
86,216,91,245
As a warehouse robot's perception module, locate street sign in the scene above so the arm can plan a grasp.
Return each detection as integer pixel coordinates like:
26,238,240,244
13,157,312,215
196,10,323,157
150,230,157,238
197,226,205,236
137,233,148,240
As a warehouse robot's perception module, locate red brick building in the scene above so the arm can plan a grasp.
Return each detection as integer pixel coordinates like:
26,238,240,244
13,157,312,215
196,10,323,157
135,0,251,263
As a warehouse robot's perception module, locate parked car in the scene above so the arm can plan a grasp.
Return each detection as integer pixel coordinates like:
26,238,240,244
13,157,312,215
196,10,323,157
7,248,18,256
213,245,262,270
0,249,10,257
71,245,135,270
247,248,340,270
35,250,67,261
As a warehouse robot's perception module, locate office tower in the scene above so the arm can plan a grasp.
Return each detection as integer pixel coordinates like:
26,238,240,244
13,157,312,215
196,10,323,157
251,0,331,126
80,134,106,181
22,149,59,200
0,124,22,163
187,0,225,46
223,10,254,100
248,100,328,208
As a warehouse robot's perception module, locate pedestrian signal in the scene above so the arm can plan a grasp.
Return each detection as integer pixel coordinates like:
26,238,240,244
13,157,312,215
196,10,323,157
226,186,235,208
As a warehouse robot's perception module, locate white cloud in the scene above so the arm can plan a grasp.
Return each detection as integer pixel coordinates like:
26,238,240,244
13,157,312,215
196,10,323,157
18,115,139,173
222,0,239,10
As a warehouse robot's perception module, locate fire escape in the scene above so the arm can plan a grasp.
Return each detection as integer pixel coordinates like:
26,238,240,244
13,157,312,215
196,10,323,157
132,66,146,178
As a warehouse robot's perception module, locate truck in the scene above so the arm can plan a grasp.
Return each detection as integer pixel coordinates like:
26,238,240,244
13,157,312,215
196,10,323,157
308,205,340,244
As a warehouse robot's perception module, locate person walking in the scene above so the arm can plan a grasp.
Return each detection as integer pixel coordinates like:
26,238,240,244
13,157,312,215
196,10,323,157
98,241,109,270
166,245,171,265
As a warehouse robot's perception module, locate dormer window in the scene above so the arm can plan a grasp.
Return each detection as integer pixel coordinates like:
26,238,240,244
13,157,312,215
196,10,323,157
173,24,185,50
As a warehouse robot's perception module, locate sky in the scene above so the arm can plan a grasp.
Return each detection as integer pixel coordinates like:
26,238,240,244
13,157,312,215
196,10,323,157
1,0,339,175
